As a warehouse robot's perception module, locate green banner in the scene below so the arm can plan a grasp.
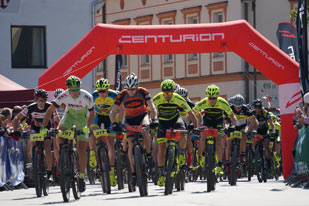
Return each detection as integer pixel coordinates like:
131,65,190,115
294,126,309,175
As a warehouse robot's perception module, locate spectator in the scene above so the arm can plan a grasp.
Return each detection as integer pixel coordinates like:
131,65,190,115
297,92,309,127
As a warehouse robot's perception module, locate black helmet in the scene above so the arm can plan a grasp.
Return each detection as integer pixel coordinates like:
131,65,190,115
35,89,48,99
252,99,262,108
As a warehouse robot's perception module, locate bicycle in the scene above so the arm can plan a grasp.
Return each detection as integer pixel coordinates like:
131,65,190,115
124,125,149,197
30,131,54,197
253,134,267,183
57,126,84,202
92,128,113,194
199,126,218,192
226,130,243,186
269,138,281,180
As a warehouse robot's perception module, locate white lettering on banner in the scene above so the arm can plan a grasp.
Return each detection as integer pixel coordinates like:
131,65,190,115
63,46,96,77
287,46,296,61
118,33,224,44
278,83,302,115
249,42,285,70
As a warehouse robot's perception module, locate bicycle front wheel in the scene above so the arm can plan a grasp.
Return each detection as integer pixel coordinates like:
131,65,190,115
134,145,148,197
33,148,43,197
165,146,175,195
115,146,124,190
98,147,111,194
72,151,80,200
230,143,238,186
206,144,216,192
59,147,71,202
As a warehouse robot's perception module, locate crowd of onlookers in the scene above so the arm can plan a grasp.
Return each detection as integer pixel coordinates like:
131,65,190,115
0,106,27,137
293,93,309,130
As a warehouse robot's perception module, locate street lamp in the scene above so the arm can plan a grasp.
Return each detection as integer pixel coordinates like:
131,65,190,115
242,0,257,100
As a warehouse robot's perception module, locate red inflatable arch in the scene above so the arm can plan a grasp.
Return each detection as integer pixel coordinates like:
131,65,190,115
39,20,301,178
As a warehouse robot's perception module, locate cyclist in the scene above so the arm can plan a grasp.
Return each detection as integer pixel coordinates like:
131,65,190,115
53,88,65,120
252,99,276,177
13,89,58,180
41,75,95,193
90,78,118,186
268,112,281,161
153,80,197,187
193,84,237,176
175,87,195,169
225,94,258,175
110,73,157,186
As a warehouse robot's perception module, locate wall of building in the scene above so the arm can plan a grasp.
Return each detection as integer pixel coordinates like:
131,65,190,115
0,0,95,92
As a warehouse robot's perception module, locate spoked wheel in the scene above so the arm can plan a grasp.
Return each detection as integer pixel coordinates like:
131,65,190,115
247,148,253,182
33,148,43,197
134,145,148,197
126,154,136,192
72,151,80,200
206,144,216,192
98,147,111,194
116,146,124,190
165,146,175,195
59,148,71,202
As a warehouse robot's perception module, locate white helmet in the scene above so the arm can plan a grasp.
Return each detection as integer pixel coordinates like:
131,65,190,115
233,94,245,107
54,88,64,98
124,73,138,89
175,87,188,98
304,92,309,103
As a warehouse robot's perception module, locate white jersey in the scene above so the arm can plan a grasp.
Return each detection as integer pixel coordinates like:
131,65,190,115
52,89,94,112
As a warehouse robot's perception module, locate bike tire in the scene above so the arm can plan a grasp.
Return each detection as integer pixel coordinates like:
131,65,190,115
165,146,175,195
42,155,49,196
230,144,238,186
247,148,253,182
33,148,43,197
87,151,96,185
98,147,111,194
59,147,71,202
273,155,280,181
116,146,124,190
206,144,216,192
255,144,263,183
72,151,80,200
126,153,136,192
134,145,148,197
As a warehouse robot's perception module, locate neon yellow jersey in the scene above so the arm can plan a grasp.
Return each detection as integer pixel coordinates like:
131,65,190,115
153,92,191,121
268,121,281,132
193,97,232,120
92,89,118,116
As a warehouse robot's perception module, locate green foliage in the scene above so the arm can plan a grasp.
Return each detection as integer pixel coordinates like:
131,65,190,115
290,0,309,25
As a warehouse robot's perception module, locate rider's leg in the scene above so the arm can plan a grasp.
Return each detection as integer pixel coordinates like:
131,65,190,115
44,139,53,172
77,140,88,175
186,134,193,168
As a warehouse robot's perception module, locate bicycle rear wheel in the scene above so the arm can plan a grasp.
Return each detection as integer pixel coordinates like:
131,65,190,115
206,144,216,192
33,148,43,197
72,151,80,200
98,147,111,194
116,146,124,190
59,147,71,202
230,144,238,186
134,145,148,197
165,146,175,195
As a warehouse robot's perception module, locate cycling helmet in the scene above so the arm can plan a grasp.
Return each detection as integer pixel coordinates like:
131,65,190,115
252,99,263,108
304,92,309,104
206,84,220,98
54,88,64,98
161,79,176,92
95,78,110,90
35,89,48,99
175,87,188,98
233,94,245,107
65,75,81,88
124,73,138,89
175,83,180,92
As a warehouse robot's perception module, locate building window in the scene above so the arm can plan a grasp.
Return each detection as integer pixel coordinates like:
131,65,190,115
187,15,198,24
141,54,150,66
162,18,174,63
212,11,224,58
186,15,198,61
122,54,128,68
11,26,46,68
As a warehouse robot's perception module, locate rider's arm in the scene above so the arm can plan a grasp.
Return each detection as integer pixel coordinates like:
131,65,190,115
146,99,157,120
42,104,57,127
268,118,275,133
248,115,259,131
188,110,198,128
229,112,237,127
110,104,120,124
87,109,95,128
13,111,26,131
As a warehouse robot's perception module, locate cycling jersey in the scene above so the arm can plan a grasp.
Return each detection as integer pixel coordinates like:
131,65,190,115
92,89,117,116
114,87,151,120
52,89,94,141
21,102,55,132
231,105,254,129
253,109,271,135
193,97,232,122
152,92,191,121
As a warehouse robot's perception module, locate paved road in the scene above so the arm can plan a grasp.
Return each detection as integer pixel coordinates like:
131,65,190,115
1,177,307,206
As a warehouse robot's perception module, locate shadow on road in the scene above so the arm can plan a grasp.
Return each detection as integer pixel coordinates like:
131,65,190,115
105,194,159,200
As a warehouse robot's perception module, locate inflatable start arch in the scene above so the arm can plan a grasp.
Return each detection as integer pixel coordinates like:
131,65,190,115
39,20,301,178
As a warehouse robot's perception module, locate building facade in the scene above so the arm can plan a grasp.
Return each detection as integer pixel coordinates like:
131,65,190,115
94,0,298,109
0,0,98,93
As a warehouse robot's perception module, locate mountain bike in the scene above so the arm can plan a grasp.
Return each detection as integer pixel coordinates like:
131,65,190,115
57,126,83,202
200,126,218,192
269,139,281,180
125,125,149,197
254,134,267,183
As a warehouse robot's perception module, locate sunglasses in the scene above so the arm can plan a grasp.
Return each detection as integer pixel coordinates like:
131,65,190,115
163,91,173,95
37,99,46,103
208,97,217,100
98,90,107,93
69,88,80,92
